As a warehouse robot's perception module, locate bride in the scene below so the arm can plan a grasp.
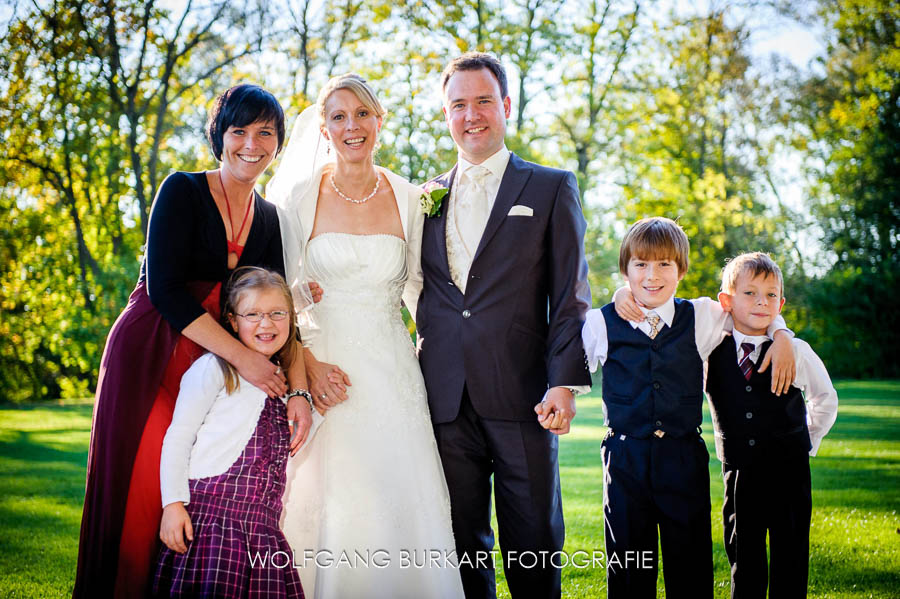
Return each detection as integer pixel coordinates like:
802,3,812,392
268,74,464,598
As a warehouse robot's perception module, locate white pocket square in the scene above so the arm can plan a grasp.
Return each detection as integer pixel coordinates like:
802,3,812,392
508,205,533,217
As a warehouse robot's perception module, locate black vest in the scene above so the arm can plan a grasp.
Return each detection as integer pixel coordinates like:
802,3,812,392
706,338,811,466
600,300,704,438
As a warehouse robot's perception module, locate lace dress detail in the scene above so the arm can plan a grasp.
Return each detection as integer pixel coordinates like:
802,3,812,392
281,233,462,599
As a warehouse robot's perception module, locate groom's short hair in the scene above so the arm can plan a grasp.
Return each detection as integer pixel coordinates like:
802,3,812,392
442,53,509,99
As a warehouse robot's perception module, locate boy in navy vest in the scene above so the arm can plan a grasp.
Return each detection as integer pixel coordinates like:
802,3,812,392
708,252,837,598
582,218,797,598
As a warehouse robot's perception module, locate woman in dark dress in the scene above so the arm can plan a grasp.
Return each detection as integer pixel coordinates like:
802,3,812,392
73,84,309,599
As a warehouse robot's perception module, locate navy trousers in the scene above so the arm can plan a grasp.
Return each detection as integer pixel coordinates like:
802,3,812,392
601,430,713,599
722,448,811,599
433,390,565,599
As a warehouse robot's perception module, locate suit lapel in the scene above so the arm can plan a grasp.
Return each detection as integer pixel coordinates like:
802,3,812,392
427,165,457,278
472,153,532,263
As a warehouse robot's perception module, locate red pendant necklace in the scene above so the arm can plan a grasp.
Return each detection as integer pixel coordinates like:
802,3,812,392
218,171,253,269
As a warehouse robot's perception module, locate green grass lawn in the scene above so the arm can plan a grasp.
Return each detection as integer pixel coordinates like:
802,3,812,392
1,381,898,597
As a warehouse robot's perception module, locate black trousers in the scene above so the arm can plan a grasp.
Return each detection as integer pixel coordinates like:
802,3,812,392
601,430,713,599
432,390,565,599
722,449,811,599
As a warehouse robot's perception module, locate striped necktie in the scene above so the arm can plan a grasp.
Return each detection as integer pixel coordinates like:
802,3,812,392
739,342,756,380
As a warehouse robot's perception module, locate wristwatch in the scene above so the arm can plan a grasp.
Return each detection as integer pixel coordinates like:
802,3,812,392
564,387,581,397
285,388,315,411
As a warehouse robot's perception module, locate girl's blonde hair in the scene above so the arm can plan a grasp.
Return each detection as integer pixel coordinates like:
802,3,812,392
218,267,299,394
316,73,386,124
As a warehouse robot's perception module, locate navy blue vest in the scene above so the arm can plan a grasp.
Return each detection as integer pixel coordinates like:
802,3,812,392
600,299,704,438
706,338,811,467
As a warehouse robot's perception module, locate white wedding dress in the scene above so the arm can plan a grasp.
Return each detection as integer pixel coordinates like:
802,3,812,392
280,231,463,598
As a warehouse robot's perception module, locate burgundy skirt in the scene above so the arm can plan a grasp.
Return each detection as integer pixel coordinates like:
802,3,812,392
73,279,218,599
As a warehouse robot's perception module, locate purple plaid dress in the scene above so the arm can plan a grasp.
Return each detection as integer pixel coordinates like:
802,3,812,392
153,397,304,599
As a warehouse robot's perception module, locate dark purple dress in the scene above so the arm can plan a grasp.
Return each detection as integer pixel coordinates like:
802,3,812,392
153,396,304,599
73,172,285,599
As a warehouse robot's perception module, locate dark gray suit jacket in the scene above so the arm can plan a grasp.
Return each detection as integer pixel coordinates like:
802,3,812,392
415,153,592,423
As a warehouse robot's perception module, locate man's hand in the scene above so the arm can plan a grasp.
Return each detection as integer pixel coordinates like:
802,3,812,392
287,395,314,456
613,286,644,323
758,330,796,395
534,387,577,435
159,502,193,554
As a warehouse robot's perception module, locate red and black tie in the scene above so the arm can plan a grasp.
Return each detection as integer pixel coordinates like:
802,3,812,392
739,342,756,380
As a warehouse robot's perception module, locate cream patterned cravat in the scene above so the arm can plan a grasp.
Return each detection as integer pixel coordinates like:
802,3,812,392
457,165,491,257
646,312,661,339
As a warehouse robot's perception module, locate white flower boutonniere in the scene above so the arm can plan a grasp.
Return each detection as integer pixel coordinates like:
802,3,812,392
420,181,449,217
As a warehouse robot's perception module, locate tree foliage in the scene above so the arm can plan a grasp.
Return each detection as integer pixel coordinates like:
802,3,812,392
1,0,893,400
789,0,900,376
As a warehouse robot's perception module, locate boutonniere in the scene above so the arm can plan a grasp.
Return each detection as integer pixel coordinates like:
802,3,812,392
420,181,449,217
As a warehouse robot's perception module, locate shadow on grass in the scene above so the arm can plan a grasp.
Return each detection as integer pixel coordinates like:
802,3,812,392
824,411,900,443
809,552,900,595
0,429,89,465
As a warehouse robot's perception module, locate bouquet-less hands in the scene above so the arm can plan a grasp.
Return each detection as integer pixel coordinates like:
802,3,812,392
305,351,352,413
160,502,193,554
534,387,577,435
234,350,287,398
300,280,351,413
613,286,796,394
287,396,314,456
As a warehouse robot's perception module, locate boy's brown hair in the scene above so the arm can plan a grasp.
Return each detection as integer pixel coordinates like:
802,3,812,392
720,252,784,295
619,217,690,275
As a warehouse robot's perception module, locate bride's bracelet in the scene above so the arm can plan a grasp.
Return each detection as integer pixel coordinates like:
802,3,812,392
284,388,315,411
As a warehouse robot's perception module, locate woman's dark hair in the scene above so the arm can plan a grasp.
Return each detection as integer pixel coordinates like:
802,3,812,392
206,84,286,161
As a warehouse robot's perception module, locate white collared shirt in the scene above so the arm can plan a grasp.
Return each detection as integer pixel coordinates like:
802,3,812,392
727,329,839,456
731,329,772,364
582,294,791,371
454,145,511,214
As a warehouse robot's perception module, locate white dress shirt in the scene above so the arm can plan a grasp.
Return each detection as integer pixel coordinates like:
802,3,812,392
445,146,511,292
729,330,838,456
582,295,790,373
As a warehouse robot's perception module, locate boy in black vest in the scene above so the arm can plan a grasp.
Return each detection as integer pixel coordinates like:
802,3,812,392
708,252,837,598
582,218,797,598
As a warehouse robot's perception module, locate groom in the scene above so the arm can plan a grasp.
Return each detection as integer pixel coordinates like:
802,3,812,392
409,53,592,598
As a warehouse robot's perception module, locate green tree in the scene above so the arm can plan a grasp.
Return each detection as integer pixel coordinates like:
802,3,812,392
0,1,276,401
616,10,791,298
789,0,899,376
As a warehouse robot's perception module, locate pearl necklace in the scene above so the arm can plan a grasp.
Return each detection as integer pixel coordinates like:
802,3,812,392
330,172,380,204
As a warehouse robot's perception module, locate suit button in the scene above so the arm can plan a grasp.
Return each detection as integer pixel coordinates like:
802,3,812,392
748,439,756,446
745,385,752,392
651,342,660,350
745,412,753,419
462,309,471,319
653,382,661,390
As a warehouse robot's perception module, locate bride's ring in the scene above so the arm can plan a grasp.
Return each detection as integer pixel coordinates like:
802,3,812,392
275,366,282,374
319,393,328,400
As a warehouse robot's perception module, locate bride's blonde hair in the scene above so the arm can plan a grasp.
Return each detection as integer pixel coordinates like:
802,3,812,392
316,73,386,124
